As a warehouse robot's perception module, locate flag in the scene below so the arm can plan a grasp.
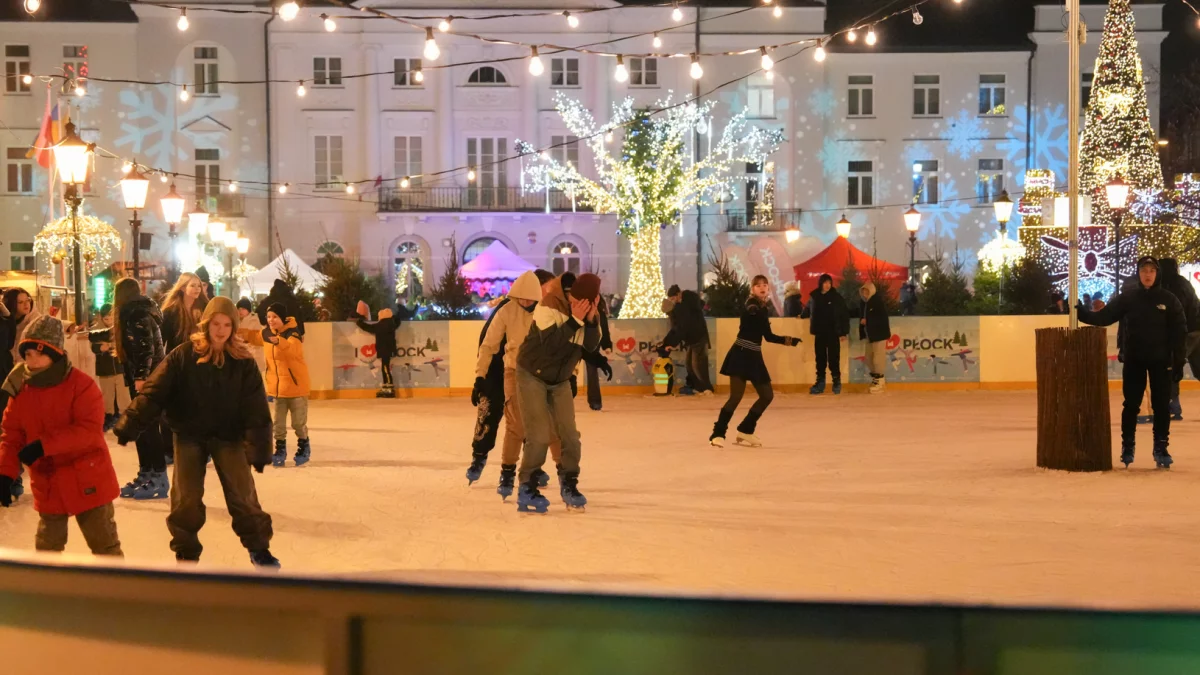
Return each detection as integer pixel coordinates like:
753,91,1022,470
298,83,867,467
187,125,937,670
26,91,55,169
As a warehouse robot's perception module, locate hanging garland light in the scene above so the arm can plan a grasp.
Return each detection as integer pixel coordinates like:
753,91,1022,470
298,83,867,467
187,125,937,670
34,214,123,274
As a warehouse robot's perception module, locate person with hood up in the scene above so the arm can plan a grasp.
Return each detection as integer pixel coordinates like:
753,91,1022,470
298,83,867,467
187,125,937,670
112,277,170,500
1078,256,1186,469
807,273,850,395
0,315,123,556
355,302,399,398
472,270,564,498
115,297,279,567
245,303,311,467
1156,258,1200,420
257,278,304,336
782,282,804,318
513,272,603,513
858,282,891,394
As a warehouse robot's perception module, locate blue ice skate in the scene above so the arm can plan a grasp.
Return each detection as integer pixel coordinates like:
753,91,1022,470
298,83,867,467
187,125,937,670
809,377,826,395
272,439,287,468
1120,443,1135,468
294,438,311,467
466,454,486,485
1153,440,1173,469
496,464,516,499
832,378,842,395
132,472,169,500
559,472,587,511
517,484,550,513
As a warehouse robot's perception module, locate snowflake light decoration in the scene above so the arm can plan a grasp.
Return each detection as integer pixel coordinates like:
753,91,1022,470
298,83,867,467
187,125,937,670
807,88,837,119
944,110,983,160
34,214,122,274
1038,229,1138,291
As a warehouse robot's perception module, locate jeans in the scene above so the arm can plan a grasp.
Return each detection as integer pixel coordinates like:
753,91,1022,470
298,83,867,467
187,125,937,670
168,436,273,559
814,334,841,380
129,387,167,472
515,368,581,485
35,503,123,556
586,361,603,409
273,397,309,441
1122,360,1172,447
686,345,714,393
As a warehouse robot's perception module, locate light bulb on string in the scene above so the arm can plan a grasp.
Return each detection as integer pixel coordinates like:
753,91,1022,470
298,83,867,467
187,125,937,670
689,54,703,80
762,0,773,4
296,80,306,97
760,47,774,70
74,83,86,97
953,0,963,4
438,17,452,32
846,28,857,42
563,11,579,28
179,85,189,102
322,14,336,31
278,183,289,194
159,174,169,184
413,69,424,83
672,3,683,21
177,8,189,31
21,74,32,86
765,69,775,81
345,183,355,194
229,181,238,193
614,55,628,82
400,176,410,188
467,168,476,182
912,9,923,25
539,151,550,161
23,0,39,14
773,4,782,18
424,27,440,61
279,1,300,22
121,161,133,175
652,33,662,49
528,46,544,76
814,41,826,62
866,27,877,45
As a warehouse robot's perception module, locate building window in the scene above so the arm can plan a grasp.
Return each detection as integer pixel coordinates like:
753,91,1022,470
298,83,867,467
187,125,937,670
1082,73,1094,109
629,57,657,87
6,147,32,194
9,242,33,271
314,57,342,87
394,240,425,303
194,46,218,95
913,160,940,205
847,161,873,207
913,75,940,117
549,135,579,167
552,241,581,276
747,73,775,118
744,162,762,214
314,135,344,190
979,74,1006,116
316,241,344,258
467,66,506,85
466,137,508,207
195,148,220,206
463,237,500,263
977,159,1004,205
62,45,87,94
394,136,422,188
5,46,30,94
848,75,873,117
550,58,579,88
393,58,422,87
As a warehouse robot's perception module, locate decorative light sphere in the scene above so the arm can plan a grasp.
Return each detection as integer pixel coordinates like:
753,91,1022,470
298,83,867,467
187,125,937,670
279,1,300,22
23,0,39,14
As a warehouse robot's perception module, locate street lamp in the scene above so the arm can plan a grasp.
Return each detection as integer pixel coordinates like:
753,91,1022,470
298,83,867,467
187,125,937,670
992,190,1014,236
160,181,186,283
903,206,922,308
835,214,852,239
1105,176,1131,294
120,166,150,282
223,230,240,298
51,121,93,323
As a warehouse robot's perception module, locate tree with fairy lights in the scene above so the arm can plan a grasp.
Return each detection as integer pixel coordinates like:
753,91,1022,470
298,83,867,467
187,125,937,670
518,93,784,318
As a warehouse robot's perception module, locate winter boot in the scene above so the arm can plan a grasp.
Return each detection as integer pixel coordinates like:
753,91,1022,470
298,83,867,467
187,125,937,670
249,549,281,568
103,414,117,433
383,385,397,399
466,453,487,485
119,471,148,499
809,376,826,395
735,410,764,447
832,377,842,395
869,375,886,394
559,471,587,511
132,471,169,500
496,464,517,499
272,439,287,468
1153,439,1174,469
1120,441,1135,467
710,408,734,447
9,475,22,501
294,438,311,467
531,468,551,488
517,481,550,514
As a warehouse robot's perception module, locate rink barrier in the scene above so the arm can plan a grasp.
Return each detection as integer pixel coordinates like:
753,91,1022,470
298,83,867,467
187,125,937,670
4,550,1200,674
309,316,1158,398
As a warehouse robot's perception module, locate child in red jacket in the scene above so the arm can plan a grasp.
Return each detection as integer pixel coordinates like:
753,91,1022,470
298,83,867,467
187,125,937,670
0,315,122,556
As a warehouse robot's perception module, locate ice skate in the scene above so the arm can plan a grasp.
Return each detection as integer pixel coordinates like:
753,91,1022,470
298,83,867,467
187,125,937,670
869,376,886,394
1120,442,1135,468
832,378,842,395
249,549,281,568
496,464,516,499
119,471,148,499
559,472,587,512
809,377,826,395
531,468,550,488
132,471,169,501
294,438,311,467
710,408,733,448
517,483,550,513
1153,440,1173,469
709,435,725,447
734,432,762,447
272,439,287,468
466,453,487,485
734,410,763,447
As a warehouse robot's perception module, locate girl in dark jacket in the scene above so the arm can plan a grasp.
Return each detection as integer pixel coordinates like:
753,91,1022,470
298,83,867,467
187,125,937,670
356,303,398,398
857,282,891,393
114,297,279,567
112,277,170,500
710,275,802,448
160,272,208,353
807,273,850,395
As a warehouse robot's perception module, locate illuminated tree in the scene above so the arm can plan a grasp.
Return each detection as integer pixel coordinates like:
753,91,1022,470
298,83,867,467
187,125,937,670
519,93,783,318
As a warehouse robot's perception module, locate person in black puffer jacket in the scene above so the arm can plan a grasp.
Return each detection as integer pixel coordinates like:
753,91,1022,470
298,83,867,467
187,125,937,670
1078,256,1186,468
857,282,891,394
675,289,713,394
112,277,170,500
256,278,304,336
1157,258,1200,420
807,273,850,395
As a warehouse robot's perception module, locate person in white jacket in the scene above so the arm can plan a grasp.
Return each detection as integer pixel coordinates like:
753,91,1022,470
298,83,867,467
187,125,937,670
473,270,561,499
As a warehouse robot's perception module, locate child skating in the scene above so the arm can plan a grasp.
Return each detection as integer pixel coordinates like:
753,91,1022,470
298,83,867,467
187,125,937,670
246,303,312,467
355,302,399,398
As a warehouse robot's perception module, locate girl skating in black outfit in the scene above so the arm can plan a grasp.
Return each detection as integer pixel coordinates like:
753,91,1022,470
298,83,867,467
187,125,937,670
710,275,802,447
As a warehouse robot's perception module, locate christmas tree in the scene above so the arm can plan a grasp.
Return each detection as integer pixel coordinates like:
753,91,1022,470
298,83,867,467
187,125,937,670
1079,0,1163,227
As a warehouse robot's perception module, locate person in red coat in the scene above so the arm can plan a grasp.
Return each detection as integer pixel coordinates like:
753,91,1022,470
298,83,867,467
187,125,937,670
0,315,122,556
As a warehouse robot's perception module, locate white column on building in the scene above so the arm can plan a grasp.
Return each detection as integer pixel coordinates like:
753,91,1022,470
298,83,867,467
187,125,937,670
439,55,454,186
364,41,382,183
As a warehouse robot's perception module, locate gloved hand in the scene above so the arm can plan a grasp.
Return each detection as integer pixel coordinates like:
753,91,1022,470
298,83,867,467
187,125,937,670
252,461,266,474
790,337,803,347
598,357,613,381
570,376,578,398
0,475,12,507
114,423,136,447
471,376,486,407
18,440,44,467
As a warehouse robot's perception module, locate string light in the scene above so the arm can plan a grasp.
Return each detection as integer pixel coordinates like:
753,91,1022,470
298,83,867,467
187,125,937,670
229,181,238,193
179,85,189,102
177,8,189,31
953,0,964,4
278,1,299,22
866,27,877,45
605,130,614,143
296,80,306,97
672,3,683,21
912,9,923,25
438,17,452,32
614,55,629,82
21,74,32,86
345,183,355,194
278,183,289,194
814,41,826,62
652,33,662,49
690,54,703,79
121,161,133,174
413,69,424,83
847,28,858,42
322,14,337,31
424,27,440,61
760,47,774,70
74,83,86,97
467,168,476,182
400,176,411,188
564,11,579,28
23,0,38,14
773,4,782,18
765,70,775,81
529,46,544,76
763,0,773,4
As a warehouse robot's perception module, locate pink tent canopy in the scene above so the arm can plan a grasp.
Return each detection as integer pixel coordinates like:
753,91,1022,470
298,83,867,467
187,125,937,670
459,240,535,280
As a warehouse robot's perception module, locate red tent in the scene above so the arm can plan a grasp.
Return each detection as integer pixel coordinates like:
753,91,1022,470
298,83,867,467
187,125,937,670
792,237,909,301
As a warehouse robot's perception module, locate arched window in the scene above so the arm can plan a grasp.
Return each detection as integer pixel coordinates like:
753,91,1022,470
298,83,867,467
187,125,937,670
467,66,507,85
316,241,344,258
551,241,581,276
394,240,426,303
463,237,501,263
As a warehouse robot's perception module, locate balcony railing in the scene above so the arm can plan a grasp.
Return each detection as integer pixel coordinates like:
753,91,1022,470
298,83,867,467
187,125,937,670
377,187,594,213
721,208,804,232
194,193,245,218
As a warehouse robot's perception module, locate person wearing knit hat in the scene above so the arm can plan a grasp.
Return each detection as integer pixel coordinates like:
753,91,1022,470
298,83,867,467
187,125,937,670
0,314,124,556
257,301,311,467
114,295,281,568
356,302,400,398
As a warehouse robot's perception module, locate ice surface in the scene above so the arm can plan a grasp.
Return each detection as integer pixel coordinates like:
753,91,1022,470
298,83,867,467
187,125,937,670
4,390,1200,612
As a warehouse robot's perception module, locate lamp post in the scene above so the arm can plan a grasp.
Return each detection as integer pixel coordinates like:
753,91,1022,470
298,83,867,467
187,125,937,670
835,214,851,239
120,167,150,284
223,230,239,299
235,236,250,298
903,204,922,289
1105,176,1131,295
51,121,93,323
993,190,1014,308
160,181,185,283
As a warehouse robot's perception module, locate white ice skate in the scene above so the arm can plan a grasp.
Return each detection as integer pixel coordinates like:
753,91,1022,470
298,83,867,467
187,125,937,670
869,377,886,394
710,435,725,448
734,432,762,447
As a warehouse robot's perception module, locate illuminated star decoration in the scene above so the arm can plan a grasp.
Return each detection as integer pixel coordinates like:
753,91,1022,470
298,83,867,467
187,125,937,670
1039,232,1138,292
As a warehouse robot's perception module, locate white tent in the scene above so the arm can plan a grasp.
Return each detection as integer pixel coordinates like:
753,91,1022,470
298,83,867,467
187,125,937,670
459,240,535,280
241,249,329,296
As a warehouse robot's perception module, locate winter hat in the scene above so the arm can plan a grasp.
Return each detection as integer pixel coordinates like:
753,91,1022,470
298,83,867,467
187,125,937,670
860,281,877,299
18,315,66,361
266,302,289,320
195,266,211,284
1137,255,1159,270
533,269,556,286
236,298,253,312
200,296,241,332
570,273,602,302
783,281,799,296
378,308,394,320
508,271,542,302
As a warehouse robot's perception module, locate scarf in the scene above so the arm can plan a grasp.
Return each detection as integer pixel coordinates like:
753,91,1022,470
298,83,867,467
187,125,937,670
1,357,71,399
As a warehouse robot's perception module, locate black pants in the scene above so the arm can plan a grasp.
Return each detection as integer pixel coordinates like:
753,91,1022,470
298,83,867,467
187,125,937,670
814,334,841,380
128,386,167,472
380,358,394,388
721,376,775,433
1168,332,1200,416
586,361,602,409
686,345,714,393
1122,360,1172,446
471,382,505,458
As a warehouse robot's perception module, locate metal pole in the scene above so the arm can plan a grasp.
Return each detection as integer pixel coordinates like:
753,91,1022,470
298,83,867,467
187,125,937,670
1067,0,1081,328
168,224,179,285
130,209,141,286
69,188,84,323
1114,214,1122,295
908,233,917,287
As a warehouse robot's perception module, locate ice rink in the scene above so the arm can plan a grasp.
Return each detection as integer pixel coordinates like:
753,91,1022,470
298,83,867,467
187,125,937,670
3,389,1199,612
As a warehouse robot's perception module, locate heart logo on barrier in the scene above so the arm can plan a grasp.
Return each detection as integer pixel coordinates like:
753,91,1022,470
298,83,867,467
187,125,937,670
360,344,377,359
616,337,636,354
885,334,901,350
